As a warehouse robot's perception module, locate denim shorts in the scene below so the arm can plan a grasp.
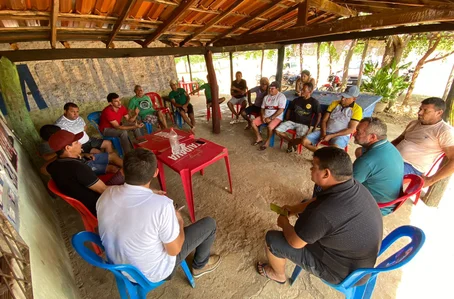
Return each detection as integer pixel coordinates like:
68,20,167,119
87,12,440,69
306,131,350,149
403,162,423,176
85,153,108,175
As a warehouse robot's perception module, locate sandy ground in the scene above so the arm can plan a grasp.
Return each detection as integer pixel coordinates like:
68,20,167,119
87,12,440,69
56,95,453,299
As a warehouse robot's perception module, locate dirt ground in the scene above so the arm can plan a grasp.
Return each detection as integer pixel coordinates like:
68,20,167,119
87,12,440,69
56,94,451,299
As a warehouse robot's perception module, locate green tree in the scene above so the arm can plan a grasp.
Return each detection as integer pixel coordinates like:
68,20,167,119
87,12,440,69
320,42,340,74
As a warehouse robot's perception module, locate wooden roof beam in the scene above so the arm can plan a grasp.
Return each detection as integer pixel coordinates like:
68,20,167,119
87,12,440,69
296,0,309,26
142,0,198,47
247,5,299,34
179,0,243,47
209,0,284,45
105,0,137,48
309,0,357,17
50,0,58,49
214,7,454,47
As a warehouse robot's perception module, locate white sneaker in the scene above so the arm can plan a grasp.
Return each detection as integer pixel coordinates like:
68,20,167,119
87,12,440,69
230,119,239,125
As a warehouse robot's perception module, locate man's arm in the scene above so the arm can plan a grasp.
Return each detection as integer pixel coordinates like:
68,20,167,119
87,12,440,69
423,145,454,187
164,210,185,256
183,93,190,106
269,108,284,121
320,112,330,137
324,120,359,140
247,90,253,106
109,119,143,131
311,113,322,132
278,216,307,249
88,179,107,194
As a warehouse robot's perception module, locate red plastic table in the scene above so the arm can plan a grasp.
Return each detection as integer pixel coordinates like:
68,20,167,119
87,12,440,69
156,138,233,222
135,128,194,154
179,81,199,96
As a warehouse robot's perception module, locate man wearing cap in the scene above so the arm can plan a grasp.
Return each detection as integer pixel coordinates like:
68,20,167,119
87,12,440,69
228,71,248,124
169,80,195,130
241,77,269,130
46,130,124,216
251,81,287,151
301,86,362,152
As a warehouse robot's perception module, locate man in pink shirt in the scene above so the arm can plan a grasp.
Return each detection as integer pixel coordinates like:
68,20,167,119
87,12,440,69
100,93,144,154
392,97,454,187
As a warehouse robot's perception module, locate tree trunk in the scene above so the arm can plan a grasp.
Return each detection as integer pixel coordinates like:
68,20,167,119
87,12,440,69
0,57,41,168
443,64,454,101
357,39,369,88
342,39,357,88
187,55,193,82
204,50,220,134
381,37,393,68
260,49,265,78
316,42,321,85
299,44,303,73
328,42,332,75
381,35,410,68
445,68,454,125
229,52,234,84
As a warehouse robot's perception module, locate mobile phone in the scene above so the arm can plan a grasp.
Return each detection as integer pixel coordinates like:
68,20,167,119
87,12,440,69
270,203,289,217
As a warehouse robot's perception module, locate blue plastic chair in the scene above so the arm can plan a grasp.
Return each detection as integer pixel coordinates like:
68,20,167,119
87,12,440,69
87,111,126,157
290,225,425,299
72,231,195,299
174,111,183,128
258,100,290,147
144,122,153,134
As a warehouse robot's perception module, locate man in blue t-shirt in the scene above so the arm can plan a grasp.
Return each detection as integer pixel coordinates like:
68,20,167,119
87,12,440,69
353,117,404,215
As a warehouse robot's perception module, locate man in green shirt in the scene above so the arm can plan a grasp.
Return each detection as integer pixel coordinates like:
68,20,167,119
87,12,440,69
128,85,167,129
190,75,225,110
169,80,195,130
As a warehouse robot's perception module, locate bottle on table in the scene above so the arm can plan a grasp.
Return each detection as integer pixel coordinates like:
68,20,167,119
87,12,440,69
169,128,180,155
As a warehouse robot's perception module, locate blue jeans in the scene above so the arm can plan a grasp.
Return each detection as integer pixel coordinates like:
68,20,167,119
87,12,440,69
403,162,423,176
306,131,350,149
85,153,108,175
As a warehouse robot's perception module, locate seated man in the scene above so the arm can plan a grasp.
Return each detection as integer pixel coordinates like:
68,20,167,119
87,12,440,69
228,71,248,124
258,147,382,284
302,85,362,152
97,148,221,282
294,70,316,96
47,130,124,216
55,102,113,154
99,93,145,154
169,80,195,130
241,77,269,130
275,82,322,153
190,75,225,112
128,85,167,129
251,81,287,151
392,97,454,187
354,117,404,215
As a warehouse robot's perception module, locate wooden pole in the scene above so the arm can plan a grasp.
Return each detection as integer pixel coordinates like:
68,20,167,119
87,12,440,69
187,55,193,82
0,56,41,168
357,39,370,88
229,52,234,84
276,46,285,91
316,42,321,85
204,50,220,134
260,49,264,78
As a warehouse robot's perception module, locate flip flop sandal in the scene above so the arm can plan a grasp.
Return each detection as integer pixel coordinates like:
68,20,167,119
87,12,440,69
256,262,286,285
252,141,263,146
259,145,268,151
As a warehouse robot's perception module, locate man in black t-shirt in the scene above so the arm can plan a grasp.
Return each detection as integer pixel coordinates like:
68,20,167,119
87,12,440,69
228,71,248,124
257,147,382,285
46,130,120,216
275,82,322,153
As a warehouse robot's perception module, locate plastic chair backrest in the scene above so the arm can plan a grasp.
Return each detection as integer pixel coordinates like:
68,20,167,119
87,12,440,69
48,180,98,228
145,92,164,109
377,174,424,212
87,111,103,136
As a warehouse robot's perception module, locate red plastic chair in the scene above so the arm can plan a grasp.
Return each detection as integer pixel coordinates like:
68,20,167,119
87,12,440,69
146,92,174,124
207,105,222,121
47,180,101,255
378,174,425,212
279,129,304,154
231,103,242,119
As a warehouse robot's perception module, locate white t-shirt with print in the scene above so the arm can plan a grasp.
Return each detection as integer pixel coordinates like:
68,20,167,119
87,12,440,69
261,92,287,120
97,184,180,283
55,115,89,144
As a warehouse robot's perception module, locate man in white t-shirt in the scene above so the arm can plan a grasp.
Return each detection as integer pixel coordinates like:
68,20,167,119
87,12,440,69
97,148,221,283
392,97,454,188
55,102,113,154
251,81,287,151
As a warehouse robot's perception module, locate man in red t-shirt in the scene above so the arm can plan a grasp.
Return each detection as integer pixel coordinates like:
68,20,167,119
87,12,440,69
100,93,144,154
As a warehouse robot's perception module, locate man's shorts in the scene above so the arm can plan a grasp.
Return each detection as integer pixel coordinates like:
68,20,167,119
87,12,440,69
266,230,341,284
228,96,247,105
85,153,108,175
245,105,261,116
253,117,282,130
403,162,423,176
141,112,159,125
176,103,194,114
305,131,350,149
82,137,104,153
275,121,309,137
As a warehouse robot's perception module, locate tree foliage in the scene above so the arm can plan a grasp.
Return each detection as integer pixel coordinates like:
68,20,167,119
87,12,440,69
403,32,454,59
319,42,340,63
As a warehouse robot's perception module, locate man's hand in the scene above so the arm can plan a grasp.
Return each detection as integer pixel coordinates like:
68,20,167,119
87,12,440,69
277,215,290,229
422,175,434,188
135,122,144,128
134,108,140,115
283,205,300,217
82,153,95,160
264,117,272,124
152,189,167,195
322,134,333,142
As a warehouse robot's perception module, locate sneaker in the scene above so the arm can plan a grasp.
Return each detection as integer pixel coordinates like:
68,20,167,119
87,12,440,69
229,119,239,125
192,255,222,278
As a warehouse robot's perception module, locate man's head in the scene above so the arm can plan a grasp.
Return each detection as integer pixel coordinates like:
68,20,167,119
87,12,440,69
39,124,61,141
301,82,314,99
123,148,158,186
340,85,360,107
48,130,83,157
269,81,280,95
354,117,387,147
63,103,79,120
235,71,242,81
259,77,270,92
134,85,144,97
107,93,122,108
311,147,352,188
301,70,311,82
418,97,445,125
169,79,177,91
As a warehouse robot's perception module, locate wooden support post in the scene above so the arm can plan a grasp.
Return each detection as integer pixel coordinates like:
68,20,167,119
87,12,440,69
275,46,285,91
50,0,59,49
229,52,234,84
204,50,220,134
0,57,41,168
187,55,193,82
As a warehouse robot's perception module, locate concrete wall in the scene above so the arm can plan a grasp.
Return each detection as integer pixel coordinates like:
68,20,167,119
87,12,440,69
16,143,80,299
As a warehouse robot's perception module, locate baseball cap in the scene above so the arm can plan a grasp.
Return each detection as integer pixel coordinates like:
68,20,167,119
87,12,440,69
270,81,280,89
169,79,177,85
48,130,84,152
341,85,360,99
